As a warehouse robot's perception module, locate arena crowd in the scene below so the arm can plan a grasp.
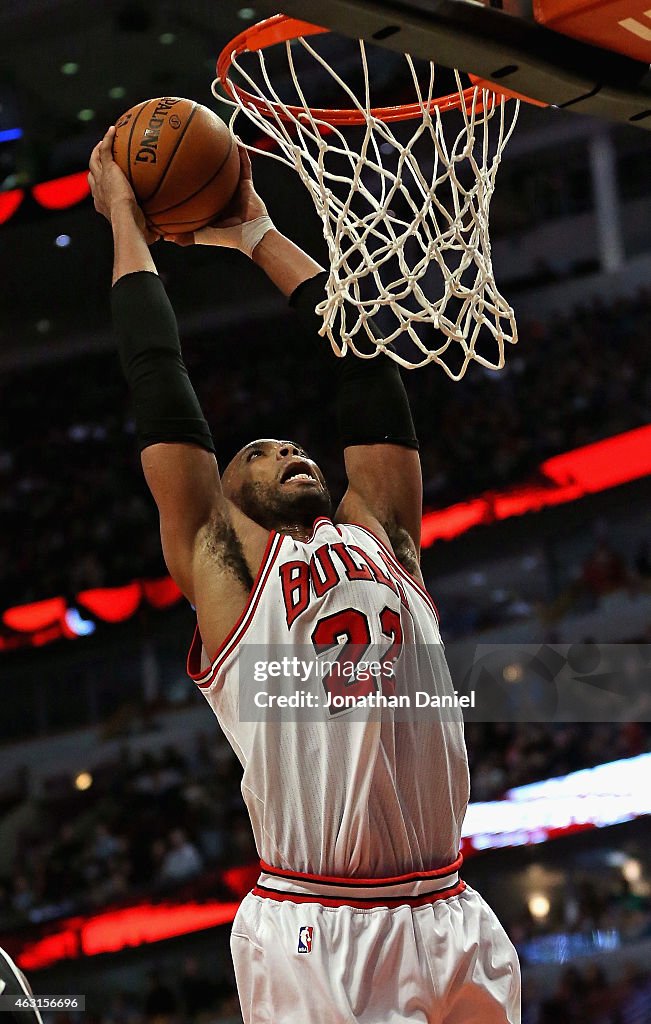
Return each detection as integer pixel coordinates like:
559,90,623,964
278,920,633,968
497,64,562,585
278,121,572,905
1,289,649,613
1,721,649,937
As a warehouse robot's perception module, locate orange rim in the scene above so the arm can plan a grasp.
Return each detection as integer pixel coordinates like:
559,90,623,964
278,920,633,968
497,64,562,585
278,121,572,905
216,13,510,125
469,75,548,108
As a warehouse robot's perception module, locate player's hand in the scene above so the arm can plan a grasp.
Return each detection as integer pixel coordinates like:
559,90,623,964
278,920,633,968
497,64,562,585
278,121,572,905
164,144,268,248
213,144,268,227
88,127,158,246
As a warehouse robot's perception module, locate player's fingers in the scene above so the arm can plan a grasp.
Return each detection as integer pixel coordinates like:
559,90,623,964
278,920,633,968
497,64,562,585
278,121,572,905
88,141,102,177
237,144,252,180
162,232,196,246
98,125,116,164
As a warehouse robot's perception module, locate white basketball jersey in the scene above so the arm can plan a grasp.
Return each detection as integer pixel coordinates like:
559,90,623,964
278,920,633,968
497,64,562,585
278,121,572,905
188,517,469,877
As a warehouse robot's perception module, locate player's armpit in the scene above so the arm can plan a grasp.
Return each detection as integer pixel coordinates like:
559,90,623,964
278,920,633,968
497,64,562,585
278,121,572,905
336,489,423,582
336,444,423,578
141,442,222,602
141,444,269,614
383,521,422,580
190,504,273,659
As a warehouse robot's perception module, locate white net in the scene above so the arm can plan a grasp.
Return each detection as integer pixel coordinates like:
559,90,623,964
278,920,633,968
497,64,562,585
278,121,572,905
215,31,520,378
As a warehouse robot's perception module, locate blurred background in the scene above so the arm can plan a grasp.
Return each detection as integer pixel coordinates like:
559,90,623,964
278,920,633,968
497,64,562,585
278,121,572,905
0,2,650,1023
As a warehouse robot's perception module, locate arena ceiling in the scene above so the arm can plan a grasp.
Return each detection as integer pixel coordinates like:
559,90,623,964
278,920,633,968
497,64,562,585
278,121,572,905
1,1,237,143
0,1,327,367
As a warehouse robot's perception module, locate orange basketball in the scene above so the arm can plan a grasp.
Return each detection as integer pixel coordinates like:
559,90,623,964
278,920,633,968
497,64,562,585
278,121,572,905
112,97,240,235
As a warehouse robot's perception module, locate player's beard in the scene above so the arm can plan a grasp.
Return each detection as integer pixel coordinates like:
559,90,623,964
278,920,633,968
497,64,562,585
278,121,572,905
238,478,333,532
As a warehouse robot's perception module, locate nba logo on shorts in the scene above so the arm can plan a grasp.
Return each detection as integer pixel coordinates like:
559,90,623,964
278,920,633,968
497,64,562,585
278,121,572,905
297,926,313,953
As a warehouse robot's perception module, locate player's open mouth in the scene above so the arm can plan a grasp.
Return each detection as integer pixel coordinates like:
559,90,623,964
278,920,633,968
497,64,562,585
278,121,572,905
280,461,317,486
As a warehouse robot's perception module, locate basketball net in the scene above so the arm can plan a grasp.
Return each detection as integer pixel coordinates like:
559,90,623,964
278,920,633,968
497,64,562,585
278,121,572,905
215,17,521,378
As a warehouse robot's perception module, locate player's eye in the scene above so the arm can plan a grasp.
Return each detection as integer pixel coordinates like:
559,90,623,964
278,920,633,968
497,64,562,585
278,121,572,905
247,449,263,461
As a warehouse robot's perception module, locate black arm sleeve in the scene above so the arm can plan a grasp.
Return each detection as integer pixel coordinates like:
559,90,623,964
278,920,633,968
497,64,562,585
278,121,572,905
111,271,215,454
289,272,418,450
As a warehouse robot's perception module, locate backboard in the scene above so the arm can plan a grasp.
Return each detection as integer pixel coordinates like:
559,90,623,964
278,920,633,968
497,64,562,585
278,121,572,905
258,0,651,128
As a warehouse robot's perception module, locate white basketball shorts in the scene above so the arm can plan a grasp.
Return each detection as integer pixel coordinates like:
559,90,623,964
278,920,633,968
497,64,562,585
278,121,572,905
230,861,520,1024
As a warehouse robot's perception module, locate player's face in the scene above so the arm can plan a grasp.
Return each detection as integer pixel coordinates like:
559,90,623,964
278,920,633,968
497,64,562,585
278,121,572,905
223,439,333,530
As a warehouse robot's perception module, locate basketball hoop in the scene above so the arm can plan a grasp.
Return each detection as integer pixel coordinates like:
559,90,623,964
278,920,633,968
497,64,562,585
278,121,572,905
216,14,528,378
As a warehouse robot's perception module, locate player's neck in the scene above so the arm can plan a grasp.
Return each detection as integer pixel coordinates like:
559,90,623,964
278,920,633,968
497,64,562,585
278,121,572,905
275,521,316,543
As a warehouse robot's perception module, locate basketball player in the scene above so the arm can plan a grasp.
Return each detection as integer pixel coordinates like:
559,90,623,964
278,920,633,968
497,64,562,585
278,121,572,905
89,126,520,1024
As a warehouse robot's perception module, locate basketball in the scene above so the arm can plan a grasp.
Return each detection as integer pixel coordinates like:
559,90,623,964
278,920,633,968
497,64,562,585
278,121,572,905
112,96,240,235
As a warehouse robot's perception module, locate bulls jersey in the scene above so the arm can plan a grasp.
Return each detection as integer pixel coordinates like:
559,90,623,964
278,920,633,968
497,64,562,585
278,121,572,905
188,517,469,878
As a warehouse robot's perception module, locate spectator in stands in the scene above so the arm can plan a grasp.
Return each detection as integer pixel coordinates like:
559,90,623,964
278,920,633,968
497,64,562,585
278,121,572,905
179,957,219,1017
581,537,629,597
149,838,167,882
582,964,616,1024
104,990,140,1024
10,875,34,915
2,721,650,939
90,823,122,863
537,966,585,1023
634,541,651,582
143,971,177,1021
618,965,651,1024
0,883,10,925
1,289,650,617
159,829,203,883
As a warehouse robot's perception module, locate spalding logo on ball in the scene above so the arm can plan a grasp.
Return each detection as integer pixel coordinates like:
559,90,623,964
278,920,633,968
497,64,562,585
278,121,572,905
112,97,240,235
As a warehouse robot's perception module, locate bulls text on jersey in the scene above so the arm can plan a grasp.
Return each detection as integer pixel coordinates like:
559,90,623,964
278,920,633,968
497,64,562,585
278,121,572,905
279,538,410,629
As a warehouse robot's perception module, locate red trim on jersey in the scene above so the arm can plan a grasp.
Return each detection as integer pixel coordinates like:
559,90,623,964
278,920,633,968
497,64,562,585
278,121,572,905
252,879,466,909
348,523,440,622
259,855,462,887
187,531,284,688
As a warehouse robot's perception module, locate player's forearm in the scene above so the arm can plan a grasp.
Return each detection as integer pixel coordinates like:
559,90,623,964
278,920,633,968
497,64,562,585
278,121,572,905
111,199,157,285
290,273,419,450
251,228,324,298
111,272,215,456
